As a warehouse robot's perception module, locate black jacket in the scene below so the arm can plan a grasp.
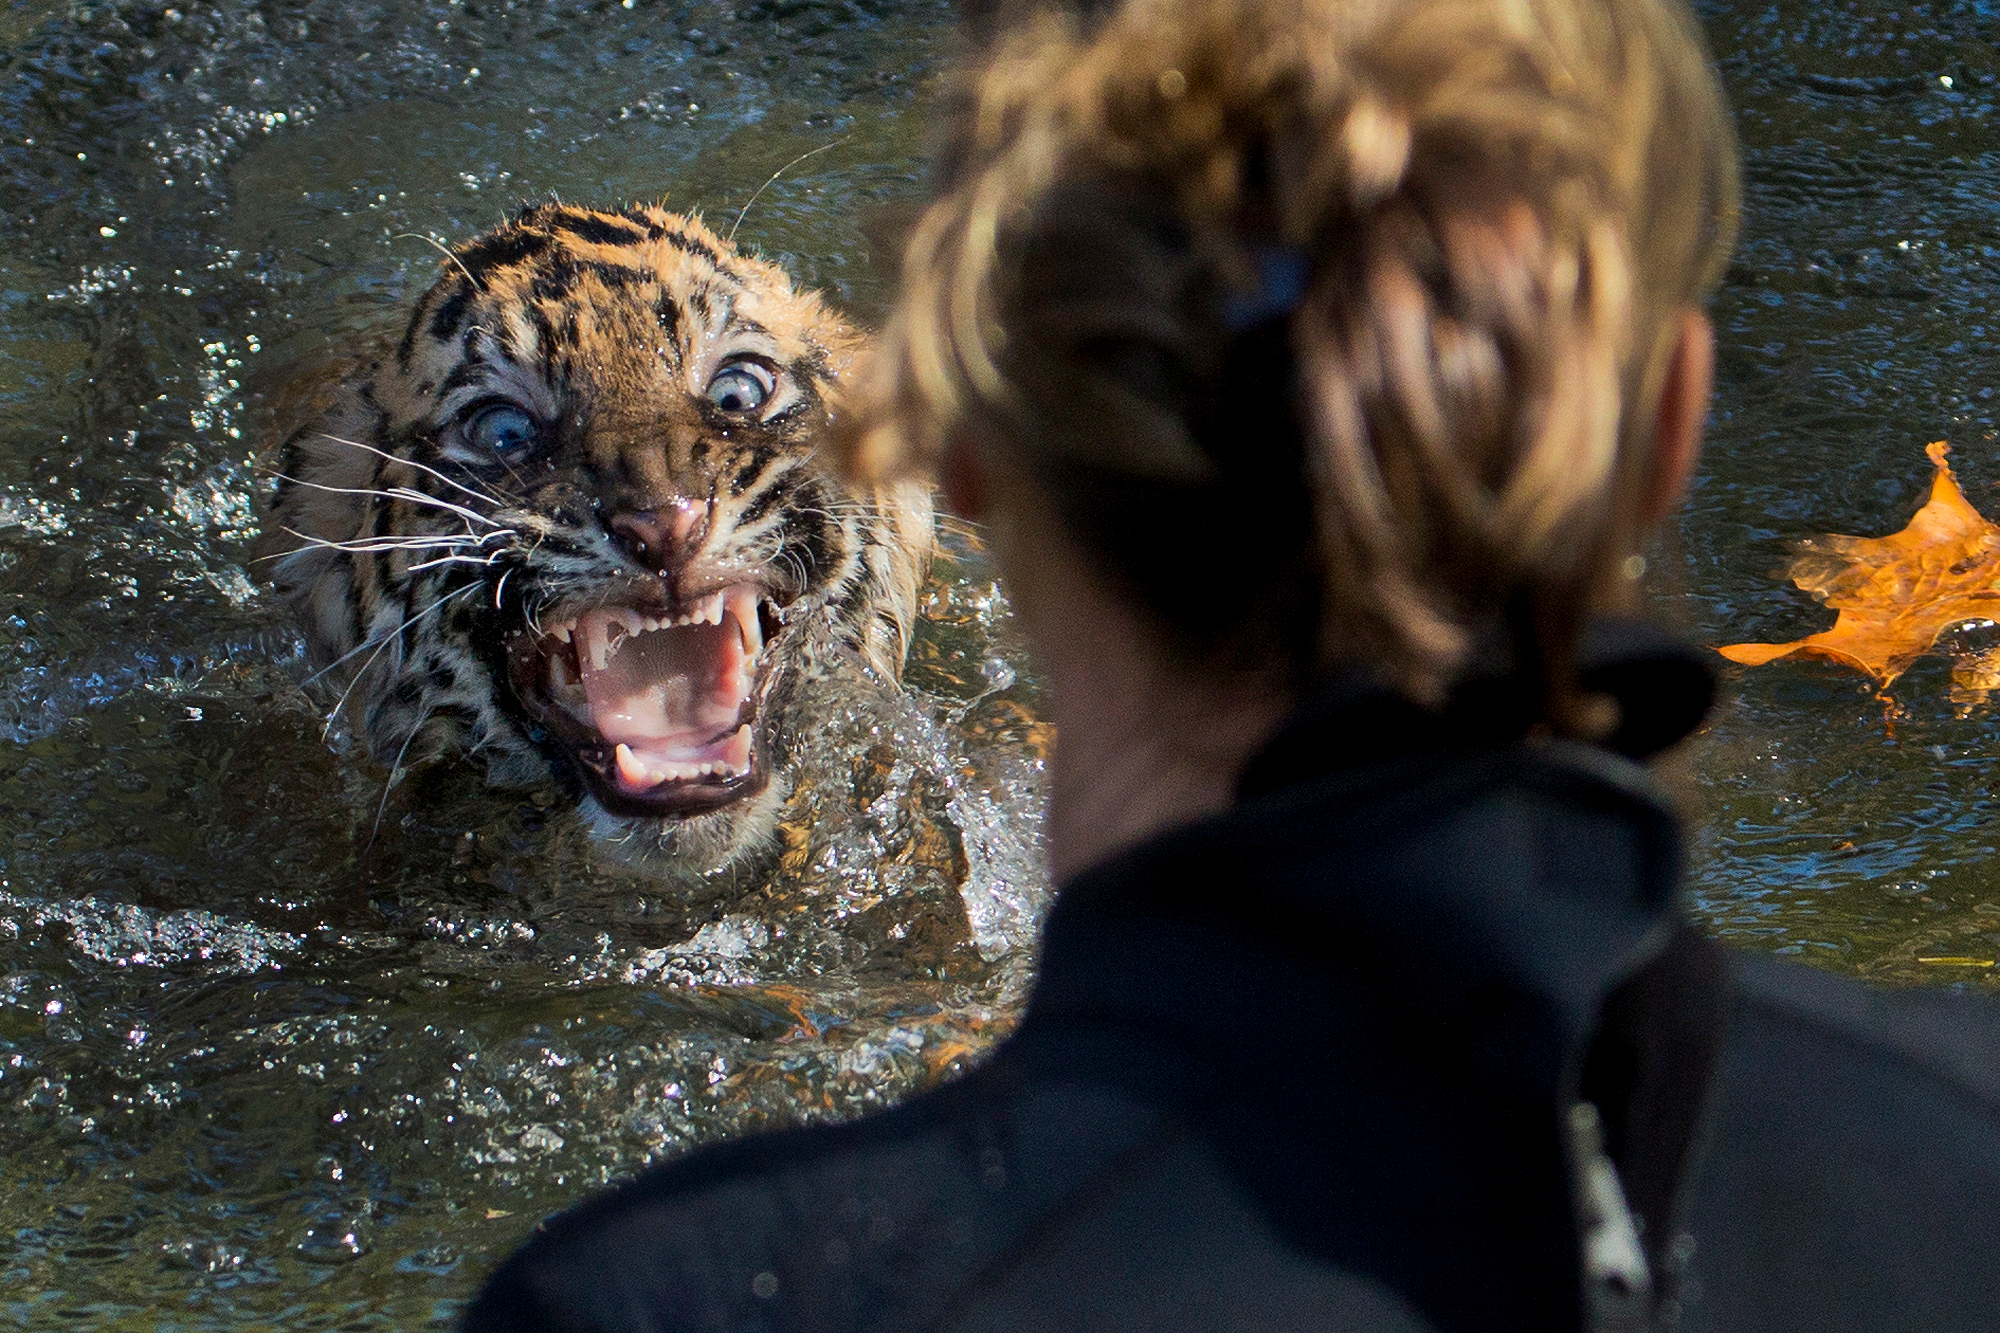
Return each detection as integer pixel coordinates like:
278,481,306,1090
462,628,2000,1332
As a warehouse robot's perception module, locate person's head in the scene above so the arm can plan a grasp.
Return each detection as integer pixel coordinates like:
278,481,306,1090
849,0,1739,739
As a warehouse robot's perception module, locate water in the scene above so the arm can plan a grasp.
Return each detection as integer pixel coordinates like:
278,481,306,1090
1684,0,2000,987
0,1,1051,1325
0,0,1996,1324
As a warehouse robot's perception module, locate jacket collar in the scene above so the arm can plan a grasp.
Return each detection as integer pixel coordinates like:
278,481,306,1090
1237,618,1716,800
1017,621,1723,1333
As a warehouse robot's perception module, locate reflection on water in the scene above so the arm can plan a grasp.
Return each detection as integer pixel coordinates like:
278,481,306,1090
3,0,2000,1323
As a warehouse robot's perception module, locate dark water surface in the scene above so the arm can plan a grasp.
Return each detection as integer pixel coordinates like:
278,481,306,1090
0,0,1995,1324
1687,0,2000,985
0,1,1051,1325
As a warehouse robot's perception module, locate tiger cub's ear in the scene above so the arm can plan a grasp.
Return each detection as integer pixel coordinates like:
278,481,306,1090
247,333,396,569
247,334,405,680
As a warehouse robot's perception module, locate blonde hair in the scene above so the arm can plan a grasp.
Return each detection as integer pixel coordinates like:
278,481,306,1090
848,0,1739,723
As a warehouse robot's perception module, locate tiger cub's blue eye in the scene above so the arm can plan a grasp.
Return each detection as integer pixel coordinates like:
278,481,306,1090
705,362,775,414
466,404,539,457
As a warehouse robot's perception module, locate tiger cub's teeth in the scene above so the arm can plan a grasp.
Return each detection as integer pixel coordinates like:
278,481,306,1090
613,742,641,784
661,594,725,629
612,742,749,788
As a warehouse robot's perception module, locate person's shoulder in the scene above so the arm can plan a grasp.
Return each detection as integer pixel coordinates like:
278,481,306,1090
1686,951,2000,1330
458,1054,1442,1333
456,1062,1015,1333
456,1060,1166,1333
1722,948,2000,1104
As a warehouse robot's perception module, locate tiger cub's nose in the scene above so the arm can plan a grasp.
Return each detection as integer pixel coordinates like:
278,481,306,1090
607,503,708,575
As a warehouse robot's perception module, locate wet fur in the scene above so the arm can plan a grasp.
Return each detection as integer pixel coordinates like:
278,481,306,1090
254,203,933,875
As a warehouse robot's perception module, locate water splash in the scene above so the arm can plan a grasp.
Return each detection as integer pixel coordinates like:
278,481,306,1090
0,889,302,973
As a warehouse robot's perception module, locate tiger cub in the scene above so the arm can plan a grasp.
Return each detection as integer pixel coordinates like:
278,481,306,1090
255,203,933,875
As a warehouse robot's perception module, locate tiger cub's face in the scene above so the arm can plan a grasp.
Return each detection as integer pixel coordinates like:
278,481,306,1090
257,204,932,875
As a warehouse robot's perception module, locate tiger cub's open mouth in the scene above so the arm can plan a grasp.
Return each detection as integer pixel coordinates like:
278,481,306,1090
504,584,781,818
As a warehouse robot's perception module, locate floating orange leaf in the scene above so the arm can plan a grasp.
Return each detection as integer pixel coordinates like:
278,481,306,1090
1718,441,2000,700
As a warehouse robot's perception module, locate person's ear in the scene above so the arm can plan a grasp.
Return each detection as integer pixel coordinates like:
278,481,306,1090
939,429,990,521
1643,308,1714,525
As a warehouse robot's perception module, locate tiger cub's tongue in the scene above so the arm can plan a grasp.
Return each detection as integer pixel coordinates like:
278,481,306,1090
576,609,751,762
